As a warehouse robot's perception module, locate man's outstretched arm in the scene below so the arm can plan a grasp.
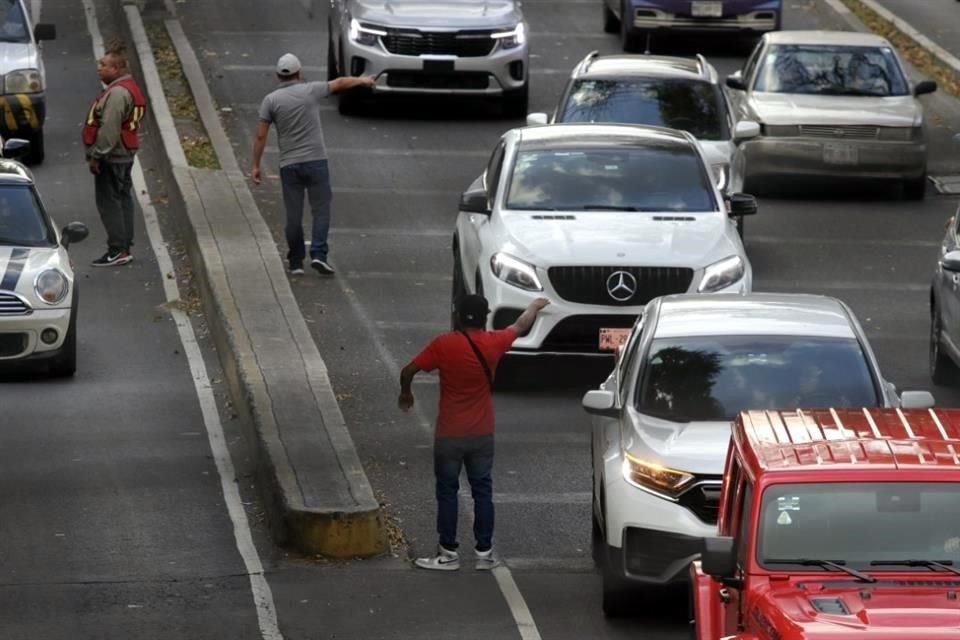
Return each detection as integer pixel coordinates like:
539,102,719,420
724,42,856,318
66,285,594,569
398,362,421,411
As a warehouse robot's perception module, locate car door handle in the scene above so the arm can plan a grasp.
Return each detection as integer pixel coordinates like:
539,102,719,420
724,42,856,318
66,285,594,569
718,587,731,604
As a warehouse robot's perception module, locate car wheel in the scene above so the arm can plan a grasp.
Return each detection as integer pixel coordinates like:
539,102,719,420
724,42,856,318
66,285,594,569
25,129,44,165
451,248,466,330
49,286,78,378
327,28,340,81
502,85,529,119
603,2,620,33
601,549,634,617
903,174,927,201
930,306,956,385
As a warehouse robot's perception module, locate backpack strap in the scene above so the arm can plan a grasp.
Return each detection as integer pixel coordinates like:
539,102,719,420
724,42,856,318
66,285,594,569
458,330,493,390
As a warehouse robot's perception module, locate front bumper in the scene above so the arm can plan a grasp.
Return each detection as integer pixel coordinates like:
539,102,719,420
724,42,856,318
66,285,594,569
0,92,46,136
603,466,718,584
628,6,779,33
342,38,528,96
0,307,72,361
743,137,927,181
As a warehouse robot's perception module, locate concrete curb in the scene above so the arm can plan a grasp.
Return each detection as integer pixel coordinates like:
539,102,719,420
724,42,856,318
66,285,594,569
122,2,386,558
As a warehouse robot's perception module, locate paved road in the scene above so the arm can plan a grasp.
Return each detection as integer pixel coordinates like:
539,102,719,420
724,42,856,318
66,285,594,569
0,1,266,638
870,0,960,61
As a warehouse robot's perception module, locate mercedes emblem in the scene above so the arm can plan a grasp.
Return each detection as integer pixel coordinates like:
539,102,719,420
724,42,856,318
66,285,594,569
606,270,637,302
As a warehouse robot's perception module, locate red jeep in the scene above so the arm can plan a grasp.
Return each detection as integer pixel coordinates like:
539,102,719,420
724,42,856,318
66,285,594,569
691,408,960,639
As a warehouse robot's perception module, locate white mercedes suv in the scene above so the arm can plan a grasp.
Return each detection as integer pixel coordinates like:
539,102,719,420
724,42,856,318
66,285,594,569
582,293,935,616
452,123,756,356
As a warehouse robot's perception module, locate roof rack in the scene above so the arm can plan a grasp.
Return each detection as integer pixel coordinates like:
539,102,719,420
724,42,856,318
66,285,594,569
694,53,709,78
574,50,600,76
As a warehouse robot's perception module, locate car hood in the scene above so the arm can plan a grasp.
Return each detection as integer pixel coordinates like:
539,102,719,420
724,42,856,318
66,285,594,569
749,92,920,127
624,408,731,474
350,0,521,29
0,42,38,72
751,579,960,639
498,211,737,268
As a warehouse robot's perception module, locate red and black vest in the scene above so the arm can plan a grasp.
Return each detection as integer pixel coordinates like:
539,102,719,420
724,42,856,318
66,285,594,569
82,76,147,150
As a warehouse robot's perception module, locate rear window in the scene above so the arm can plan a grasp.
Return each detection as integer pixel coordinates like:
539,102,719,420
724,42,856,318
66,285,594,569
0,185,54,247
559,78,729,141
505,146,715,212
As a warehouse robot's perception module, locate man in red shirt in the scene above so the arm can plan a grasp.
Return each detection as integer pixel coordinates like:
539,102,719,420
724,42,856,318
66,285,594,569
399,294,549,570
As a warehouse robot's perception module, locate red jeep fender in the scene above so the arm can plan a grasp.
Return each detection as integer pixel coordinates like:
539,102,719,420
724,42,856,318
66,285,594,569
689,560,724,640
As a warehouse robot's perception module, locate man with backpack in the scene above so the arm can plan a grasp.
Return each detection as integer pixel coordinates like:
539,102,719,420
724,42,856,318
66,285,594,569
398,295,549,570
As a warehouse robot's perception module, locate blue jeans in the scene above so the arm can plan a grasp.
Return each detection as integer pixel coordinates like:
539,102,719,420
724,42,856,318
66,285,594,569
434,435,495,552
279,160,332,267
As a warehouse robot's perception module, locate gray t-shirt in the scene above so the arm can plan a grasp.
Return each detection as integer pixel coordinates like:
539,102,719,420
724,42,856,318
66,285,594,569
258,80,330,167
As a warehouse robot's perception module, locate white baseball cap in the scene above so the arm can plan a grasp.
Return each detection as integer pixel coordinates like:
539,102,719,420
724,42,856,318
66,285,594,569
276,53,302,76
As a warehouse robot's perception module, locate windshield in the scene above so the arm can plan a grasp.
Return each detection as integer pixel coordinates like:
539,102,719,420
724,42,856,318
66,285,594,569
754,44,909,96
558,78,729,140
505,146,715,212
0,0,29,44
759,483,960,570
634,335,879,422
0,185,54,246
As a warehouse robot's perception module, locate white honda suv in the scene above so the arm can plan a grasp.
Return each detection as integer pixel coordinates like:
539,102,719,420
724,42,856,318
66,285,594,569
452,123,756,356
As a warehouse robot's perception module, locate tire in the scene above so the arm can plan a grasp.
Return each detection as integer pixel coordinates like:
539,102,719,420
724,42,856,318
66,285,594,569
327,30,340,81
601,549,634,617
930,306,957,385
49,286,78,378
451,248,466,330
903,174,927,201
603,3,620,33
502,85,529,119
25,129,44,165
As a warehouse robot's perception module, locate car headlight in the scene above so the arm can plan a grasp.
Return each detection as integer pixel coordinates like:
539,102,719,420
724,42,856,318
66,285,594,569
348,18,386,46
5,68,43,94
622,452,694,498
711,163,729,192
35,269,68,305
491,23,526,49
698,255,745,293
490,252,542,291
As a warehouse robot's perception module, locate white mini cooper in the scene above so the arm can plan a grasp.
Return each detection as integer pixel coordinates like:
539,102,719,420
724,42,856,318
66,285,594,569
0,153,87,376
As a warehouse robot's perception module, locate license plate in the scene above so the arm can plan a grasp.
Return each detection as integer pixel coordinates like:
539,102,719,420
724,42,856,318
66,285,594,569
691,1,723,17
422,58,455,74
599,328,631,353
823,143,859,165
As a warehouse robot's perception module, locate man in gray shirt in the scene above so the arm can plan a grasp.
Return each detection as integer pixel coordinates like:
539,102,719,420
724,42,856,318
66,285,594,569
251,53,373,275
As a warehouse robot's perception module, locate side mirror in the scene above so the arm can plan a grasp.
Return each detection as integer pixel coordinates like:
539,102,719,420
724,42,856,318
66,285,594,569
582,390,618,418
914,80,937,97
727,193,758,217
34,23,56,41
726,72,746,91
526,112,549,126
942,249,960,272
2,138,31,159
61,222,89,248
701,536,737,580
734,121,760,142
459,189,491,215
900,390,935,409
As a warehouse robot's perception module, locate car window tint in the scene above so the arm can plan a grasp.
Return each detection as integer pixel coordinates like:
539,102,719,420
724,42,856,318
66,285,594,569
485,141,506,202
559,79,728,140
505,146,715,212
757,482,960,569
634,335,880,422
754,44,909,96
0,186,53,246
0,0,29,43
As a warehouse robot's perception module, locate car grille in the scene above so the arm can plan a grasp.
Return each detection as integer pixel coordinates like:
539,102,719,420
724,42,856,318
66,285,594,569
548,266,694,306
0,292,31,315
538,314,637,353
623,528,703,579
0,332,27,357
677,478,722,525
385,71,490,90
799,124,879,139
381,30,496,57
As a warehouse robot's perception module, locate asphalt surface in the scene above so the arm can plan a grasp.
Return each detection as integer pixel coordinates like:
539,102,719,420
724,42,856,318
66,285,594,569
0,1,265,638
871,0,960,60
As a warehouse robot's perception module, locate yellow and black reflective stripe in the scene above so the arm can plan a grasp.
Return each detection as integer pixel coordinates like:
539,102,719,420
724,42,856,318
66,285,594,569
0,248,29,291
128,105,145,131
0,97,16,131
14,94,38,130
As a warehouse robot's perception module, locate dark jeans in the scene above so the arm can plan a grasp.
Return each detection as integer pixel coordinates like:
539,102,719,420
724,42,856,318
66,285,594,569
434,435,495,552
279,159,332,267
94,160,134,253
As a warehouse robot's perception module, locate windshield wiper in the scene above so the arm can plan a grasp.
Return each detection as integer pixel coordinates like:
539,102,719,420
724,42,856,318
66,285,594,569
580,204,639,211
870,559,960,576
766,558,877,583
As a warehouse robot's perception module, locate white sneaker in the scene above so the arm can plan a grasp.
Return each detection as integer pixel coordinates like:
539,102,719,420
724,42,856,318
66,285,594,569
475,548,502,571
415,546,460,571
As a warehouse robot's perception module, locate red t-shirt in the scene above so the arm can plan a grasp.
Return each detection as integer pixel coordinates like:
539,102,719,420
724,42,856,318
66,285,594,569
413,328,517,438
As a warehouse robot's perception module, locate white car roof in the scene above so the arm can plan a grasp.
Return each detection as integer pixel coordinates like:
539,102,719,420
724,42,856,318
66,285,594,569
653,293,859,340
765,30,891,48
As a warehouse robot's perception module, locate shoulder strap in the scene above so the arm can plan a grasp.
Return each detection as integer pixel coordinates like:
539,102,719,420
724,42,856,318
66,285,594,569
458,330,493,390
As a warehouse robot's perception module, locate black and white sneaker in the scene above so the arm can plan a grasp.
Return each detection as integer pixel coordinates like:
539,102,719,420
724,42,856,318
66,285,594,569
414,545,460,571
91,250,133,267
290,263,305,275
311,258,335,275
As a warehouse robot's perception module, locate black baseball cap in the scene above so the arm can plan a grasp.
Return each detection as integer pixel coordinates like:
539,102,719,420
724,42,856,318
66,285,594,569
458,294,490,327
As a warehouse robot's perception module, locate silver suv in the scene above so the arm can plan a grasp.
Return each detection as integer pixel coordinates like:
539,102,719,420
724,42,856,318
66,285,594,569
327,0,529,115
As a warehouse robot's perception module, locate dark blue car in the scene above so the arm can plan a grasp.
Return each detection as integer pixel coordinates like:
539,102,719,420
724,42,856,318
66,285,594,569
603,0,781,51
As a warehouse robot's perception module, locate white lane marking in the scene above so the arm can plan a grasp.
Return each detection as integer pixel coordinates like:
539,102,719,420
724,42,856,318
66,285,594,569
83,1,283,638
504,557,596,572
492,567,543,640
822,0,851,15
